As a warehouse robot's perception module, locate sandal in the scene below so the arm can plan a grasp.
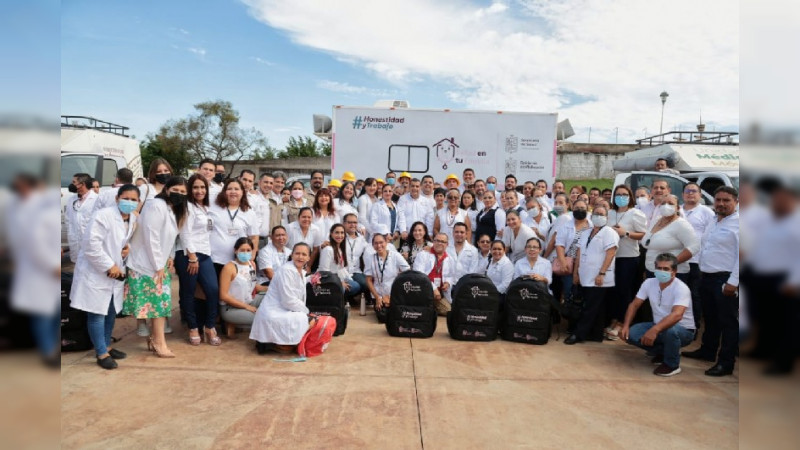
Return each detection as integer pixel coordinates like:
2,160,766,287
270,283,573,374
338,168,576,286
204,327,222,346
188,328,201,346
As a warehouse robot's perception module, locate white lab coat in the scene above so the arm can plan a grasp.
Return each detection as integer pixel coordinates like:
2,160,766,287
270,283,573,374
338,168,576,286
65,190,99,262
70,206,137,315
446,243,481,281
486,256,514,294
364,251,410,297
126,198,178,277
369,200,406,236
7,190,61,315
249,261,310,345
413,250,457,301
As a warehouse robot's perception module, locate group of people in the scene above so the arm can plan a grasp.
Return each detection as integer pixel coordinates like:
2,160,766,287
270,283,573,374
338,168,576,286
65,160,741,378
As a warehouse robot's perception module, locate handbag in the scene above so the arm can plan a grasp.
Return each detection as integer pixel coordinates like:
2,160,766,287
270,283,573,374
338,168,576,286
552,256,574,276
560,284,584,321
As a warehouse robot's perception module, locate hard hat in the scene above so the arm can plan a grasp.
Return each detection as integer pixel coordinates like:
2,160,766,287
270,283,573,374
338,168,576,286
376,178,386,185
399,171,411,179
328,179,342,188
341,171,356,182
445,174,460,186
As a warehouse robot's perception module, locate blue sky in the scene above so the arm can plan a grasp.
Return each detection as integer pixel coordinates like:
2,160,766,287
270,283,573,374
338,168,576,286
61,0,739,149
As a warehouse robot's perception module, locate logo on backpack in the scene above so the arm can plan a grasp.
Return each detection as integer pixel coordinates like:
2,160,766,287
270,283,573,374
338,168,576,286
403,281,421,294
398,325,423,334
466,314,488,323
470,286,489,298
516,314,538,324
312,285,331,296
519,288,538,300
401,310,423,320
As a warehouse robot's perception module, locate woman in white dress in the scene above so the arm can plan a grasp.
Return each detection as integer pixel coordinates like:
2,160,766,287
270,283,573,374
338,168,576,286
70,184,138,369
434,188,471,244
250,243,315,353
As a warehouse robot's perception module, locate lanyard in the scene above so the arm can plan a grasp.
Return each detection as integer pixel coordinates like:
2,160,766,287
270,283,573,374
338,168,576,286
375,253,388,284
227,207,239,223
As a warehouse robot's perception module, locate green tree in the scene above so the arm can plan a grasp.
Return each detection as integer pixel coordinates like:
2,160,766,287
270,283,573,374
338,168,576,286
155,100,274,175
140,134,193,176
278,136,329,158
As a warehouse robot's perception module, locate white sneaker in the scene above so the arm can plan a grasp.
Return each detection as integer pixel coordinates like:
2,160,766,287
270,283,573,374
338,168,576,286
136,321,151,337
164,319,173,334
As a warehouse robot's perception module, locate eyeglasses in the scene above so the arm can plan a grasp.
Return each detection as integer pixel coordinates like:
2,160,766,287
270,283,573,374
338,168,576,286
447,196,459,200
478,240,491,244
525,246,541,250
684,189,699,194
345,221,358,225
433,239,448,244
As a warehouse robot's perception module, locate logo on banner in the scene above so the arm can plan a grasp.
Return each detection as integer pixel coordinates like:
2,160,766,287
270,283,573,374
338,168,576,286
351,115,405,130
505,135,518,154
433,137,459,170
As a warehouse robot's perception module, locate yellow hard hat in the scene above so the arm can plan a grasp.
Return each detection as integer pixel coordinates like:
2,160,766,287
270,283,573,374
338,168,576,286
341,171,356,182
328,179,342,188
399,171,411,179
376,178,386,185
445,174,460,186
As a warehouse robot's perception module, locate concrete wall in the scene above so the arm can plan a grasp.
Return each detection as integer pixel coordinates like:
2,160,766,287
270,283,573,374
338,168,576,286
225,143,640,181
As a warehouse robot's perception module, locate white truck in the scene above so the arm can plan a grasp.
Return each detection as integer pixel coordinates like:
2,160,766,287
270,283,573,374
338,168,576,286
612,132,739,204
328,106,558,184
61,115,143,249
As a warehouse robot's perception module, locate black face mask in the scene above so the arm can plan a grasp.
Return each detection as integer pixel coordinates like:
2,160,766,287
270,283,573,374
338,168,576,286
67,184,79,193
168,192,187,206
213,173,225,184
573,210,587,220
155,173,171,185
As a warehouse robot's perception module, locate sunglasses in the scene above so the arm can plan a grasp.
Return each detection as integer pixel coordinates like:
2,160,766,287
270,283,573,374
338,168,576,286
478,240,491,244
447,196,459,200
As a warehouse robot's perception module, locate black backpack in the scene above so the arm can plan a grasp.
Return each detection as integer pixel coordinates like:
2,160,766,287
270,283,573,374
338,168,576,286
61,272,93,352
502,277,559,344
447,274,501,341
305,271,348,336
385,270,437,338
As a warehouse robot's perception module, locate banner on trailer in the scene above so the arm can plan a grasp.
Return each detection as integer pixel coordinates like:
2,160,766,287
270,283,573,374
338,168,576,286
332,107,558,184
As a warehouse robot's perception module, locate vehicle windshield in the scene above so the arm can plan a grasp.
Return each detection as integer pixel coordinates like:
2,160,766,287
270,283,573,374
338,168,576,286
730,176,739,190
61,154,100,187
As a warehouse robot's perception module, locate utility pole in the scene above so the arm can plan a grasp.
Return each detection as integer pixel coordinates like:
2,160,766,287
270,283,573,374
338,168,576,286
659,91,669,136
614,127,619,144
588,127,592,143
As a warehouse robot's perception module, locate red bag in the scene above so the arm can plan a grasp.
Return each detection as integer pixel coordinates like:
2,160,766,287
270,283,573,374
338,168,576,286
297,315,336,358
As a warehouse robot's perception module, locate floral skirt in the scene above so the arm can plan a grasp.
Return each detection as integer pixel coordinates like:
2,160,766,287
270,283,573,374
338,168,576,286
122,267,172,319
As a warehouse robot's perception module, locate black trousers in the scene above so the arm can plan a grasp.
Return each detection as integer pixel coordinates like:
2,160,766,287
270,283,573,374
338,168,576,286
574,286,612,341
699,272,739,368
687,263,702,329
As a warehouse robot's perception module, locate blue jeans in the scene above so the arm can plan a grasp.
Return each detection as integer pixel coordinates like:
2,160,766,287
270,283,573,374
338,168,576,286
627,322,695,368
30,312,60,357
350,273,368,299
175,251,219,330
87,298,116,357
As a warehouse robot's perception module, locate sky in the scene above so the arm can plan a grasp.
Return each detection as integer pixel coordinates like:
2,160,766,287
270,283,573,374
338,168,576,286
61,0,739,149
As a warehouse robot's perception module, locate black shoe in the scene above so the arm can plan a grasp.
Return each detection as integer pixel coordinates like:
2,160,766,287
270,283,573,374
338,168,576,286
97,356,118,370
762,363,793,376
653,363,682,377
255,342,271,355
681,349,715,362
564,335,580,345
704,364,734,377
651,354,664,365
108,348,127,360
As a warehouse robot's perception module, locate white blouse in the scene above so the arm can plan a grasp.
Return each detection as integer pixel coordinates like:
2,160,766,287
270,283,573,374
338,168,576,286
127,198,178,276
256,242,290,284
369,199,406,236
364,251,410,297
642,217,700,274
486,256,514,294
501,224,538,263
286,221,323,250
577,226,620,288
413,250,457,301
208,203,259,265
436,208,470,242
608,208,647,258
178,202,211,256
513,256,553,285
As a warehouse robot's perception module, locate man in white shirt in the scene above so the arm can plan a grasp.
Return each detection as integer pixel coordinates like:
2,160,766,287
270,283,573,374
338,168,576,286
94,168,134,212
209,162,226,200
239,169,270,239
398,178,434,231
473,179,487,211
272,171,287,203
343,213,370,304
421,175,435,202
680,182,716,330
641,179,671,227
460,168,476,193
306,170,325,200
447,222,480,281
502,174,525,206
65,173,99,262
620,253,696,377
536,179,554,209
258,173,282,236
684,186,740,377
256,225,290,285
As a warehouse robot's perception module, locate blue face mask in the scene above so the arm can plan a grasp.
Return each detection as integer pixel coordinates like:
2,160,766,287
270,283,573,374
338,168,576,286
236,252,252,263
654,270,673,283
614,195,629,208
386,178,395,186
487,183,496,191
118,199,138,214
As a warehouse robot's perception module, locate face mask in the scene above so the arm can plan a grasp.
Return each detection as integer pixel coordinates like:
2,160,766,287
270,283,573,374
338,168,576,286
168,192,187,206
118,199,138,214
236,252,252,263
654,270,673,283
553,205,565,214
659,204,676,217
572,210,587,220
68,183,79,193
213,173,225,184
155,173,170,185
487,183,496,191
591,215,608,227
528,207,539,217
636,197,649,208
291,190,304,199
386,178,395,186
614,195,629,208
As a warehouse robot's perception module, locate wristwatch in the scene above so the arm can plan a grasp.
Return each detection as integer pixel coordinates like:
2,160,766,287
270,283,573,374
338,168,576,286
625,231,630,237
599,271,606,275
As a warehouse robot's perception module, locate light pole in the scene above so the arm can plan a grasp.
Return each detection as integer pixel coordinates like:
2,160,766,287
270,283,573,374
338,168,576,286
659,91,669,136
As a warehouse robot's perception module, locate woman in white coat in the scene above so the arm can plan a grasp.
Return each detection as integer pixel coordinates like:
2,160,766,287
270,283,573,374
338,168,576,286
250,243,315,353
412,232,457,316
364,229,411,313
123,177,189,358
369,183,406,244
70,185,139,369
487,240,514,296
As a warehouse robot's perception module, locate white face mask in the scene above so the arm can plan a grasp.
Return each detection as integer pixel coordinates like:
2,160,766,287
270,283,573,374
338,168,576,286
527,207,539,217
591,215,608,227
659,204,677,217
636,197,649,208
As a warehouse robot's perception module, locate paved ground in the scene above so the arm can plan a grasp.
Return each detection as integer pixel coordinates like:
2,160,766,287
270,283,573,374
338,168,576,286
60,297,739,449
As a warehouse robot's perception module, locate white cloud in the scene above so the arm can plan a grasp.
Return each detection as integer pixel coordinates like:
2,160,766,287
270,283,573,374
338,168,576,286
179,28,190,35
241,0,738,143
250,56,276,66
317,80,396,98
187,47,206,58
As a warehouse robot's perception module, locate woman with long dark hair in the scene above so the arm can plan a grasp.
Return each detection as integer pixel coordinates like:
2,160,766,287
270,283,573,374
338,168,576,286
175,174,222,346
318,224,361,297
400,221,432,266
312,188,339,237
357,177,379,239
123,176,189,358
335,181,359,224
209,178,259,275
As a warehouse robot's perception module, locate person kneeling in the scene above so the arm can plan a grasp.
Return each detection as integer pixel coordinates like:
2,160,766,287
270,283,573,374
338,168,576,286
620,253,696,377
219,238,267,338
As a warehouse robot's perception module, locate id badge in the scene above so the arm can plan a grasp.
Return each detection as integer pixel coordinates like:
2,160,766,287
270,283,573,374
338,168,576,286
433,277,442,287
207,218,213,231
228,228,238,236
